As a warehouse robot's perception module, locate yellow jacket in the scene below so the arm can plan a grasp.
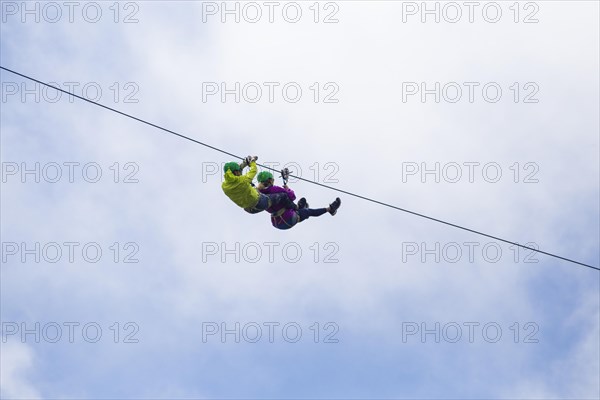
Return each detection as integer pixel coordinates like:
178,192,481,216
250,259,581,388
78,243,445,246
221,162,260,208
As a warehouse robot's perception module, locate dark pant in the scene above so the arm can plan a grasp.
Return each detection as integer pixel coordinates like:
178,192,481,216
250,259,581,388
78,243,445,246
272,212,299,230
271,192,296,210
272,207,327,230
298,208,327,222
244,193,294,214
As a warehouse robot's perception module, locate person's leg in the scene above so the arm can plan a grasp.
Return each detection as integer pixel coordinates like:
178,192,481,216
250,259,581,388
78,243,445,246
244,194,269,213
268,192,297,210
328,197,341,215
272,213,299,229
297,197,308,209
298,208,327,222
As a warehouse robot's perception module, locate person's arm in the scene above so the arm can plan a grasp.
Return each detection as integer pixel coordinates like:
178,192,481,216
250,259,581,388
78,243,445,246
223,158,256,184
243,161,258,183
240,155,258,171
283,185,296,201
270,184,296,201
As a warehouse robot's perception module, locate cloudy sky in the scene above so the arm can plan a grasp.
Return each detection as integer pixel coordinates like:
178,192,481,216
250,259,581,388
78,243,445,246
1,1,598,399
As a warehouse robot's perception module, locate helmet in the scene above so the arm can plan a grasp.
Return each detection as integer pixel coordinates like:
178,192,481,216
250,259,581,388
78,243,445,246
224,162,241,173
257,171,274,183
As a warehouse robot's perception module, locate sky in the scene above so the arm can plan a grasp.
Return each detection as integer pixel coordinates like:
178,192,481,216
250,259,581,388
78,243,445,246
1,1,599,399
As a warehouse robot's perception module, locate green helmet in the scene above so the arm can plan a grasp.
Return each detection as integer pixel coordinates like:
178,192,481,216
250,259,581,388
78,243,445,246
257,171,273,183
224,162,241,173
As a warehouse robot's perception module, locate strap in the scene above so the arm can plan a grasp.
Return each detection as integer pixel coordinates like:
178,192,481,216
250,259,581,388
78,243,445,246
272,212,297,229
271,208,286,218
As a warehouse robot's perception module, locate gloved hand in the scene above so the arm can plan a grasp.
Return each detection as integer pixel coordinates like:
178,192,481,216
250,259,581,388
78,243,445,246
240,155,253,169
281,168,290,184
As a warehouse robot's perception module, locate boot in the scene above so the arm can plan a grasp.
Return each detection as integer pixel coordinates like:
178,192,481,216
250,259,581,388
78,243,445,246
328,197,341,216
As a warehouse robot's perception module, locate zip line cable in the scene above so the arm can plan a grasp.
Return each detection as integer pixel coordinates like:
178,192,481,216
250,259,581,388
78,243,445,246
1,66,598,272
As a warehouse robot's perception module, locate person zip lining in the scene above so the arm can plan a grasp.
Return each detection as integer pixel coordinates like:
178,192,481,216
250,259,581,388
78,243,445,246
256,168,341,230
0,67,593,270
221,156,298,214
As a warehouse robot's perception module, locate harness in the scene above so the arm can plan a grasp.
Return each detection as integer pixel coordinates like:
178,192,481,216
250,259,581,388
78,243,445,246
271,208,298,229
266,168,297,229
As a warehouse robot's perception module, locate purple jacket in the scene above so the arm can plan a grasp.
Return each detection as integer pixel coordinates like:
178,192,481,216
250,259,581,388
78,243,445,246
259,185,297,221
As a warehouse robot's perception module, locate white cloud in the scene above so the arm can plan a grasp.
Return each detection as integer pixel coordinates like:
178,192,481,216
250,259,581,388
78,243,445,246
1,1,598,398
0,342,41,400
508,290,600,399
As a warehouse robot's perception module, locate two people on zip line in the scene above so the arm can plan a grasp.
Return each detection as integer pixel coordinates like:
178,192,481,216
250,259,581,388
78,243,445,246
221,156,341,230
